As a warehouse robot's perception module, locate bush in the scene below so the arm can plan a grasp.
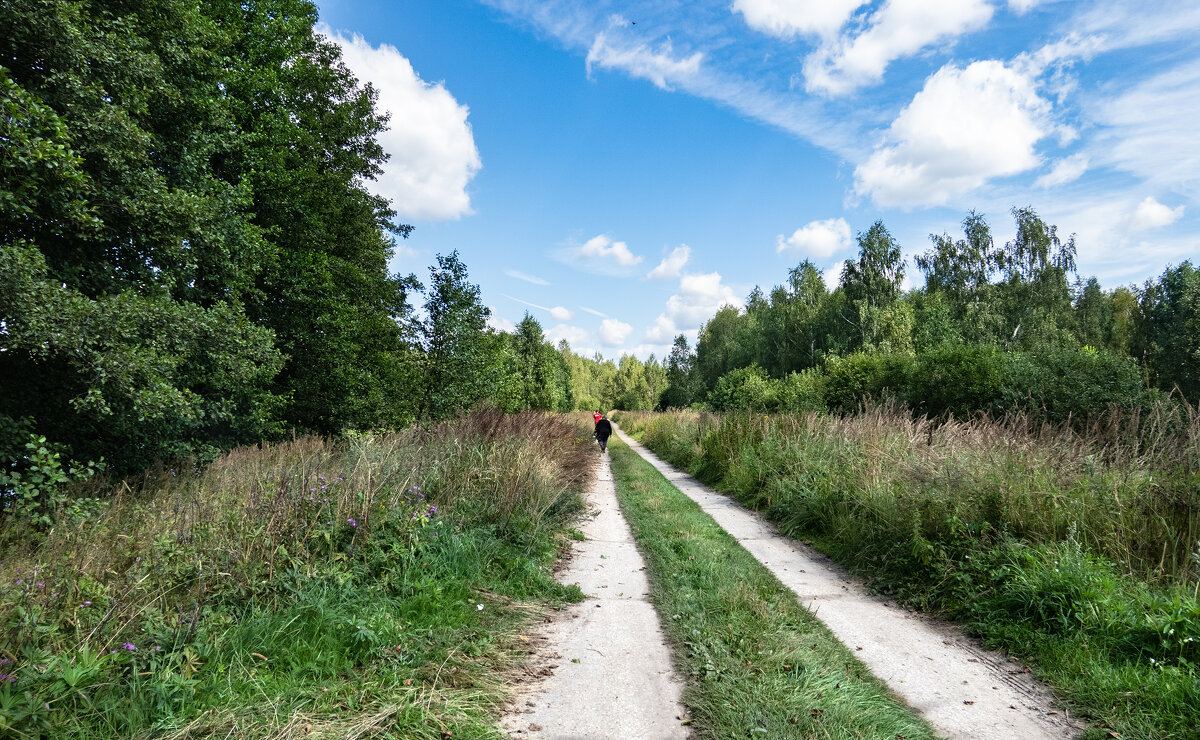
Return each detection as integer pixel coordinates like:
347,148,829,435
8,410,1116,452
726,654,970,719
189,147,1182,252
1004,346,1147,423
822,352,915,412
909,343,1010,418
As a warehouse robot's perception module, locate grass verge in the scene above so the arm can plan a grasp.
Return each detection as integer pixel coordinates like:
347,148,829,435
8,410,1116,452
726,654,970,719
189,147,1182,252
0,410,590,739
607,436,936,739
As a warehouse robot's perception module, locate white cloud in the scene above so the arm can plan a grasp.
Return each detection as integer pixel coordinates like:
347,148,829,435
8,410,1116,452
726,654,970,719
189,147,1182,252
1091,60,1200,201
487,309,516,333
546,323,591,348
646,245,692,280
598,318,634,346
323,28,481,221
1034,153,1089,189
1008,0,1041,13
804,0,994,95
646,272,743,342
586,32,703,91
854,60,1051,207
733,0,868,38
822,262,843,292
777,218,853,258
561,234,644,275
578,306,608,317
1129,196,1185,230
504,268,550,285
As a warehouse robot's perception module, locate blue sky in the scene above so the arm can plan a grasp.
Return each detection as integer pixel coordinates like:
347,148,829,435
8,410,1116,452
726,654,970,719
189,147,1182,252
315,0,1200,360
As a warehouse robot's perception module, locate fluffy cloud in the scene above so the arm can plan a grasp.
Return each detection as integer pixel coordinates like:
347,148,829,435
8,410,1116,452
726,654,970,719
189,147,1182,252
562,234,644,275
646,272,743,342
776,218,853,258
1129,196,1185,230
733,0,867,38
487,310,516,333
504,268,550,285
586,33,703,90
546,323,591,348
854,60,1051,207
323,28,481,220
598,318,634,346
804,0,994,95
646,245,692,280
1034,153,1089,189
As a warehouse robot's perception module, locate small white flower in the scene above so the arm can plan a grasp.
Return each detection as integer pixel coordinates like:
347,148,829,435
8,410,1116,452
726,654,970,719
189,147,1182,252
476,604,484,611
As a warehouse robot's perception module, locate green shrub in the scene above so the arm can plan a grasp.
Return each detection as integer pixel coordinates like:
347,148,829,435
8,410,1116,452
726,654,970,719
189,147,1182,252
1004,346,1148,423
909,343,1010,418
822,352,915,412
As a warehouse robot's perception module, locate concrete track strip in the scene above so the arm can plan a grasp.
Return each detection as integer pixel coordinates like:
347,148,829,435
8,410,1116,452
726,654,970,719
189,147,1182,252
501,450,688,739
615,426,1080,740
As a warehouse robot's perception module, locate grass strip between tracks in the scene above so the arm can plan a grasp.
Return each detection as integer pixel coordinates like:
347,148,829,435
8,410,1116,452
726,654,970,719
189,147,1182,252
607,436,936,739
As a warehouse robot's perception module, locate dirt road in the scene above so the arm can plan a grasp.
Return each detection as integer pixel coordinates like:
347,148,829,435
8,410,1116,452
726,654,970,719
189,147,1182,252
501,450,688,739
615,426,1080,740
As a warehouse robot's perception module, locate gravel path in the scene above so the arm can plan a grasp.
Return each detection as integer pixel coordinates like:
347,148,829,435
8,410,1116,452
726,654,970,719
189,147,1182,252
615,425,1082,740
501,450,689,739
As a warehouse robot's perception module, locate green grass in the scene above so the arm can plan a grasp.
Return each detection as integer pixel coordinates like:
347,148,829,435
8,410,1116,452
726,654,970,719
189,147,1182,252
0,410,590,739
607,436,937,739
615,408,1200,740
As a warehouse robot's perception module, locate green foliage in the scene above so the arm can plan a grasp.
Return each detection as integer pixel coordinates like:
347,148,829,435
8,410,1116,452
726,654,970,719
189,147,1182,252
0,411,591,737
1004,345,1148,424
0,436,103,530
822,352,914,412
1139,261,1200,403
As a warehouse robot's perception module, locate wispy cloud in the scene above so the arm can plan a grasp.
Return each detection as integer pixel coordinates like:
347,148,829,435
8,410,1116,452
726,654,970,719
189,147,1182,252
503,294,574,321
503,268,550,285
578,305,608,317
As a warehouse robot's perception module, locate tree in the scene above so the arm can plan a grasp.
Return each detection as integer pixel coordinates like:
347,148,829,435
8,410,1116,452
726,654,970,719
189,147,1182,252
660,335,698,408
420,252,493,420
1139,261,1200,401
842,221,905,310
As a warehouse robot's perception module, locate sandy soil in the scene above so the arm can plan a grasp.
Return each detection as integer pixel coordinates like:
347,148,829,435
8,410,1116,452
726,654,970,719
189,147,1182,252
500,450,689,740
615,425,1083,740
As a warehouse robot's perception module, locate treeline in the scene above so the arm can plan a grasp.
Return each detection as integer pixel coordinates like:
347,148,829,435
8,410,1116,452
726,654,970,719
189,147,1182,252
662,209,1199,421
0,0,664,499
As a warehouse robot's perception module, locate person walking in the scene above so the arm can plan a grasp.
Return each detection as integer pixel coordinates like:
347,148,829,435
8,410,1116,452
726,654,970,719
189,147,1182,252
594,413,613,453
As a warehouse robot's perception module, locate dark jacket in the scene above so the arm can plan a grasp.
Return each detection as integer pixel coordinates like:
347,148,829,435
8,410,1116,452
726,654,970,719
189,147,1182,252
594,418,613,439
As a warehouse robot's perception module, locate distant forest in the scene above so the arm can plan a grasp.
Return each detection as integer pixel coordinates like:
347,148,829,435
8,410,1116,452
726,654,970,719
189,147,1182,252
663,211,1198,424
2,0,1197,483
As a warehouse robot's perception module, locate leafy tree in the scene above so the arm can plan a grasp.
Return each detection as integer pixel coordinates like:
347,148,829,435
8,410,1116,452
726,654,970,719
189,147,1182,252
660,335,699,409
419,252,493,420
1139,262,1200,401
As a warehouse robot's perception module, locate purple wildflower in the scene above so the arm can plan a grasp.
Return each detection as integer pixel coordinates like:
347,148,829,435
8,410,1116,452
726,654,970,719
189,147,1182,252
35,582,43,589
83,600,92,606
347,518,357,528
122,643,136,651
